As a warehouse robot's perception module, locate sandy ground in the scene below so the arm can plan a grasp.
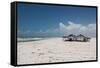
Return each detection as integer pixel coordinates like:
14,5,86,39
17,38,96,65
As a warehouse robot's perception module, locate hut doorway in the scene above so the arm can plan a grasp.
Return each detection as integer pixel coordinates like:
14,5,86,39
69,38,73,41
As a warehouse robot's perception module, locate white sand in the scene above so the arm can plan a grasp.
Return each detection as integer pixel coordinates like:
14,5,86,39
17,38,96,65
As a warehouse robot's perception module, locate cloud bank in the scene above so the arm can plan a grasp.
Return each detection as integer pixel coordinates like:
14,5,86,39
59,21,96,37
18,21,96,37
39,21,96,37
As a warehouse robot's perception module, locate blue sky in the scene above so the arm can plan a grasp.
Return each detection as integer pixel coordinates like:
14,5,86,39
17,3,96,38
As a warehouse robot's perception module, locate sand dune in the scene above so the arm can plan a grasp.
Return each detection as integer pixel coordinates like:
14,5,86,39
17,38,96,65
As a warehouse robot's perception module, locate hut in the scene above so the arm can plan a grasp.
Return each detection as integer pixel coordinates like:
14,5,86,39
76,34,90,42
63,34,76,41
76,34,85,41
67,34,76,41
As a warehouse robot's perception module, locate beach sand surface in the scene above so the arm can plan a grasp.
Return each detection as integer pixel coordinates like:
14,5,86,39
17,38,96,65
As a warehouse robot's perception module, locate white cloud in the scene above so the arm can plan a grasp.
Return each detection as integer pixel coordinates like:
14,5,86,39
59,21,96,37
35,21,96,37
59,21,83,33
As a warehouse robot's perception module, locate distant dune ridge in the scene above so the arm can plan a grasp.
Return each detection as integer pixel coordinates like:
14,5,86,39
17,37,96,65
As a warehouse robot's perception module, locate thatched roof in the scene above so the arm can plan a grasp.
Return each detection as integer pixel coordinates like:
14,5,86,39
63,34,90,39
67,34,76,37
76,34,90,40
77,34,85,38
